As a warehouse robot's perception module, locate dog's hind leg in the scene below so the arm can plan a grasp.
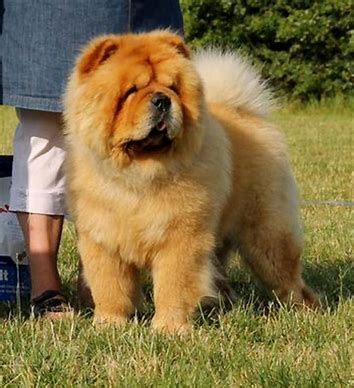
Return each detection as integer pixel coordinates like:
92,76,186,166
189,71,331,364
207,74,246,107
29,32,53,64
238,224,318,308
78,232,141,325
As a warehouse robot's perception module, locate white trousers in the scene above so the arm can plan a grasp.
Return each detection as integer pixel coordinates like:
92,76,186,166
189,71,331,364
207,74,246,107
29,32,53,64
9,109,66,215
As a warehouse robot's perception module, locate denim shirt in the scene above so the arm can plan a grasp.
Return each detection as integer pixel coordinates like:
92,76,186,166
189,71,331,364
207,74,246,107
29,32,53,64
0,0,183,112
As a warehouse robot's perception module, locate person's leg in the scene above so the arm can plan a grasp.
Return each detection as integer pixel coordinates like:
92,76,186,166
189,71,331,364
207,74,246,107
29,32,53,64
10,108,67,302
17,213,63,298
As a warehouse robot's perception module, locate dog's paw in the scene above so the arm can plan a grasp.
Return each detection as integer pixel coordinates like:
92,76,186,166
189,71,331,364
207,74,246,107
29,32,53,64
93,313,128,327
275,284,321,311
151,316,192,335
298,286,321,310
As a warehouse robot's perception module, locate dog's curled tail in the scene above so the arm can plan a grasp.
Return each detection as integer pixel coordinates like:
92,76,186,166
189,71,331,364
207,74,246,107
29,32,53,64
193,49,274,117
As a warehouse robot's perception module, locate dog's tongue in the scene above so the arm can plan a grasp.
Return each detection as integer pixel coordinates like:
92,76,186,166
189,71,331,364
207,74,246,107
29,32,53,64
145,121,172,144
125,125,172,156
156,120,167,131
136,126,172,153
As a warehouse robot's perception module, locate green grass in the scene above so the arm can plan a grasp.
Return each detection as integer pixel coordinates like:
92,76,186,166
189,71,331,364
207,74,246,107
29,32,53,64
0,101,353,386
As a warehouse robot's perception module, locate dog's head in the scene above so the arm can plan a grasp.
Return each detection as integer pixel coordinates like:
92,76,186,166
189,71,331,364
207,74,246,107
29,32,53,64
64,31,205,174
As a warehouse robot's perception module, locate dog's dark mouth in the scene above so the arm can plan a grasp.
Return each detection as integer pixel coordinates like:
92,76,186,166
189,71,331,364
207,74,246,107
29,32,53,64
124,122,172,156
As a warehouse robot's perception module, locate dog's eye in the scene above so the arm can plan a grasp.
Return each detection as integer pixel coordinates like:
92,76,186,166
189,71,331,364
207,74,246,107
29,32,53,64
115,86,137,117
169,84,179,94
123,85,137,100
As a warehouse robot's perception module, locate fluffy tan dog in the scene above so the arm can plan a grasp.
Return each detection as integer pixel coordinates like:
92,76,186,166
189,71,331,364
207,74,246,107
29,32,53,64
64,31,317,333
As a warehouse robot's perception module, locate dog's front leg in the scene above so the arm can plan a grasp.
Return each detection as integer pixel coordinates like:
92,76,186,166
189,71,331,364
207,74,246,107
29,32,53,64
151,232,216,334
78,232,141,325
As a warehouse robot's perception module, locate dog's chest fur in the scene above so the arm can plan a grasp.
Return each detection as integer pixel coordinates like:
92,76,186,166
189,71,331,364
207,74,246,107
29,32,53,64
71,160,215,268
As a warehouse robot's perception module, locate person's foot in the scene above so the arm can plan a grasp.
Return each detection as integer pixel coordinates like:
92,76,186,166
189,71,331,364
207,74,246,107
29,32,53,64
30,290,73,319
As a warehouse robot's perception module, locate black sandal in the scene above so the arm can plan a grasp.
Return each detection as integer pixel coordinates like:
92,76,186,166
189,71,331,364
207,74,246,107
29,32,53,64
31,290,73,318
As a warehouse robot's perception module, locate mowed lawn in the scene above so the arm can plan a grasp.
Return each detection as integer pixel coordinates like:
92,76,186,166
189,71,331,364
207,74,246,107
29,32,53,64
0,100,353,386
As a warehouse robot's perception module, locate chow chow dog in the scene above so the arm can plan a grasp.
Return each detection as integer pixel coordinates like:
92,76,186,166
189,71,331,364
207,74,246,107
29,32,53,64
64,30,317,333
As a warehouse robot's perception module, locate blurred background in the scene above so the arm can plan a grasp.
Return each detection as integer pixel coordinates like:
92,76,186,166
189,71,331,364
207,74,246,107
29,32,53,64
181,0,353,102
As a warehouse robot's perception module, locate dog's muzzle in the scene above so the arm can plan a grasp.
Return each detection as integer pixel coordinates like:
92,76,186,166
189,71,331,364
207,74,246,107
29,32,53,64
124,120,173,156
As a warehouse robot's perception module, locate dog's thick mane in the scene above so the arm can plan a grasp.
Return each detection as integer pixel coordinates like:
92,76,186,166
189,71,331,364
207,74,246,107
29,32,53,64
193,49,274,117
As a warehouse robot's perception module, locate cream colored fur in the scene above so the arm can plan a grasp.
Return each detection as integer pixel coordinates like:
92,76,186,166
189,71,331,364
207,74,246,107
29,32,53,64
193,49,274,117
64,32,317,334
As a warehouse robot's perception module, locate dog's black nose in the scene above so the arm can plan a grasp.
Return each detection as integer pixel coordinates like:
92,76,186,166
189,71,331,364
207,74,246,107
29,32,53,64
151,93,171,112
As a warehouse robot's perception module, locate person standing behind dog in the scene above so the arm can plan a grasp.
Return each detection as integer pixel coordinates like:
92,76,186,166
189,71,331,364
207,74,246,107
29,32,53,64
0,0,183,317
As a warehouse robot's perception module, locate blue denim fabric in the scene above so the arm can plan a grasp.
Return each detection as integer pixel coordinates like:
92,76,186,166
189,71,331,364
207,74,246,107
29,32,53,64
0,0,183,112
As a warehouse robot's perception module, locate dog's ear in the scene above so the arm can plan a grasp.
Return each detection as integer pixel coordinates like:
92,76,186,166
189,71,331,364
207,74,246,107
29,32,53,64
156,32,190,59
77,36,119,75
